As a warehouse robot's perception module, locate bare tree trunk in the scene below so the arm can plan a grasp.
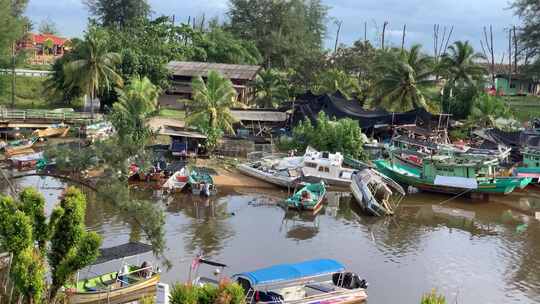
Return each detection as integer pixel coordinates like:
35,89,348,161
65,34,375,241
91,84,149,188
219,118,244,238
381,21,388,50
334,20,342,53
11,42,15,109
483,26,496,87
364,21,367,42
490,25,495,86
401,24,406,51
513,26,518,73
509,28,512,92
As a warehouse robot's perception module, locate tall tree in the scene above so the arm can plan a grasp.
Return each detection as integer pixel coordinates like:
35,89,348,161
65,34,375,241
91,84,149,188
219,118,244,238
373,45,435,112
38,17,58,35
84,0,150,29
312,68,361,99
110,75,159,148
63,27,123,117
185,70,238,150
227,0,327,69
512,0,540,76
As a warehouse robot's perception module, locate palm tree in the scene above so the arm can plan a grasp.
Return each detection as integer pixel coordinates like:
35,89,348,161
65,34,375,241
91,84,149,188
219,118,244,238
64,27,123,118
373,44,435,112
467,93,510,128
185,70,238,137
439,41,487,87
253,68,289,108
312,68,360,99
111,76,160,146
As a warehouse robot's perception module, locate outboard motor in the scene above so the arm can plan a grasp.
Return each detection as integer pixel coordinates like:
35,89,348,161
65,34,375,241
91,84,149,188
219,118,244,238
332,272,368,290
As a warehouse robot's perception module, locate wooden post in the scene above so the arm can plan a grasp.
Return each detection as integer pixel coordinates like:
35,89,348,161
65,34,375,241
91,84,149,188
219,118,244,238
364,21,367,42
508,28,512,92
381,21,388,49
11,42,15,109
334,20,342,53
401,24,406,51
513,26,518,74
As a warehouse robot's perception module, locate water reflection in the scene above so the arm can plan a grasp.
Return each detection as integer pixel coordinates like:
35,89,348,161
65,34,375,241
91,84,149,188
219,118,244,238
281,211,319,241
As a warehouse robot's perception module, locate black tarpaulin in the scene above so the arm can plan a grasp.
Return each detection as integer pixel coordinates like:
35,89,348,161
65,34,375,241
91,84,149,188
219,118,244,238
93,242,153,265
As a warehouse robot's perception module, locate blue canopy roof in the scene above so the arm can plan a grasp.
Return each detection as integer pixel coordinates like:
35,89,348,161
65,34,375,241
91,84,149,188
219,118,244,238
234,259,345,286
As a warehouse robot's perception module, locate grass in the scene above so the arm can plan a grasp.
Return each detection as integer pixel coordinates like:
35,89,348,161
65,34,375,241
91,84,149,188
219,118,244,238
0,75,52,109
503,95,540,122
158,108,185,120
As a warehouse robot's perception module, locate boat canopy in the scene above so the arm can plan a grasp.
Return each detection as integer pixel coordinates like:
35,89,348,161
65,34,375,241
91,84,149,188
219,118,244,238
233,259,344,286
92,242,153,265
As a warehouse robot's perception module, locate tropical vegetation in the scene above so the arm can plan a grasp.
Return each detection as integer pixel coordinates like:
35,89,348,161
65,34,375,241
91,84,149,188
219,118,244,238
170,281,246,304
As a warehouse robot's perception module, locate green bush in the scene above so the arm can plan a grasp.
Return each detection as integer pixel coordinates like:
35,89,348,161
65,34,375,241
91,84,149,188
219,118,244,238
170,282,245,304
420,289,446,304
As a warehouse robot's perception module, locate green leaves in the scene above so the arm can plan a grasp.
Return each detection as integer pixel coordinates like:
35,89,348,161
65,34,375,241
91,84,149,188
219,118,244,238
253,68,289,108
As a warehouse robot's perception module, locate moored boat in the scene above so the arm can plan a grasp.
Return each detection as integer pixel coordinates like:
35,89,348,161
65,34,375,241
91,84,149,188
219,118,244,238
285,182,326,214
375,155,531,195
350,169,405,216
188,169,217,197
231,259,368,304
32,123,70,138
162,168,190,193
237,156,303,188
4,137,38,157
64,242,159,304
301,147,356,187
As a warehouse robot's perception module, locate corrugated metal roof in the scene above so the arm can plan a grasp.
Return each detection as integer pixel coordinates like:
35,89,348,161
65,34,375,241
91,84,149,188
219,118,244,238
167,61,261,80
230,110,288,122
159,126,207,139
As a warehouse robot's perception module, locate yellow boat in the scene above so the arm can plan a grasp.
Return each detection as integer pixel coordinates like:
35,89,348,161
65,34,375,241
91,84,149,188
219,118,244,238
32,124,70,138
64,242,160,304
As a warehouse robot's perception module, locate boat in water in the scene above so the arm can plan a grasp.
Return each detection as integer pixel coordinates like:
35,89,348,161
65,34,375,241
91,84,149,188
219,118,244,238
350,169,405,216
162,168,190,193
63,242,159,304
375,154,531,195
237,155,303,188
4,137,38,157
32,123,70,138
231,259,368,304
285,182,327,215
188,169,217,197
301,147,356,187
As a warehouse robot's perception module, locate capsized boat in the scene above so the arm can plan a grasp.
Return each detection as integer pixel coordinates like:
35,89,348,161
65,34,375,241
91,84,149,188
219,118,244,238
301,147,356,187
32,123,70,138
285,182,326,214
237,155,303,188
351,169,405,216
375,154,531,195
188,169,217,197
63,242,159,304
231,259,368,304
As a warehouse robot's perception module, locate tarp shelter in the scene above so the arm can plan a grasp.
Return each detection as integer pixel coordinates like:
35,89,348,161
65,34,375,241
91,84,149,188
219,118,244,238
230,108,289,137
93,242,153,265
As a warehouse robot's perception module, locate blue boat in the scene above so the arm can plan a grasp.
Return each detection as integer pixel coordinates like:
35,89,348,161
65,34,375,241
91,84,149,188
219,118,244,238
232,259,368,303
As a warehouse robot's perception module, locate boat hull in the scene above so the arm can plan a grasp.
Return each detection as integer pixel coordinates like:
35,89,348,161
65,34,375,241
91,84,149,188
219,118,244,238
350,173,389,216
66,274,159,304
375,160,530,195
238,164,298,188
277,288,367,304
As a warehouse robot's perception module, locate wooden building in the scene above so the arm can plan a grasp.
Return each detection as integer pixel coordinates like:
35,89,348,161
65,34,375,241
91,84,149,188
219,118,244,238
162,61,261,108
17,33,69,64
230,109,289,137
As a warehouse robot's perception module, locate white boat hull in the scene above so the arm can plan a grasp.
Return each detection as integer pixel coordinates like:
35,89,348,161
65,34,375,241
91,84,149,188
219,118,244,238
238,164,299,188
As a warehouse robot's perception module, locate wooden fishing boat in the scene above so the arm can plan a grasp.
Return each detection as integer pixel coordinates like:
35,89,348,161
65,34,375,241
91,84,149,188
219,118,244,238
4,137,38,157
516,147,540,179
9,152,44,171
350,169,405,216
32,124,70,138
232,259,368,304
285,182,326,214
64,242,159,304
374,155,531,195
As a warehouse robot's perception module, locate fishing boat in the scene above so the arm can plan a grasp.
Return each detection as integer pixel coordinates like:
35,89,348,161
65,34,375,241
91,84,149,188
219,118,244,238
4,137,38,156
64,242,159,304
188,169,217,197
9,151,44,171
32,123,70,138
515,147,540,179
301,147,356,187
350,169,405,216
162,168,190,193
237,156,303,188
285,182,326,214
231,259,368,304
374,154,532,195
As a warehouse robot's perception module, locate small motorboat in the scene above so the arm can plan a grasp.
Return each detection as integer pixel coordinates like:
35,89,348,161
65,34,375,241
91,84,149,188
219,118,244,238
232,259,368,304
63,242,160,304
4,137,38,157
188,170,217,197
285,182,327,215
162,168,190,193
350,168,405,216
32,123,70,138
237,155,303,188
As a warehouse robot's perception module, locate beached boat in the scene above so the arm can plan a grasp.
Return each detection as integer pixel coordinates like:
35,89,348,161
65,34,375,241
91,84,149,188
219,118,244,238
32,123,70,138
238,156,303,188
162,168,190,193
188,170,217,196
64,242,159,304
232,259,368,304
285,182,326,214
9,151,44,170
301,147,356,187
4,137,38,156
374,154,531,195
350,169,405,216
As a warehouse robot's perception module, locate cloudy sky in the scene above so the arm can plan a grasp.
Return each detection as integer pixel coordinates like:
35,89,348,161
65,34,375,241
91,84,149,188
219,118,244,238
27,0,519,59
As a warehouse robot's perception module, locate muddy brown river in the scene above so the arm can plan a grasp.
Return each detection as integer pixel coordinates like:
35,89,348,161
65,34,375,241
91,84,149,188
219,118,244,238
4,175,540,303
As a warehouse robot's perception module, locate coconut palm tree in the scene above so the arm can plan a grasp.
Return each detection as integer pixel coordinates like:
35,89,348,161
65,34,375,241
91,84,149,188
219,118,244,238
253,68,289,108
111,76,160,147
439,41,487,87
467,93,510,128
64,27,123,118
373,44,435,112
312,68,361,100
185,70,238,138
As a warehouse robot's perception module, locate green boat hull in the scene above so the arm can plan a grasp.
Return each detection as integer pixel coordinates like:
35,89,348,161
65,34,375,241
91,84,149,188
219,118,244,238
374,159,531,195
286,182,327,212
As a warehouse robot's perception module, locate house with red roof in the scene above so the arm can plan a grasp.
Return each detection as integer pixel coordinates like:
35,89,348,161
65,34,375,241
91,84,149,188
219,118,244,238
17,33,70,64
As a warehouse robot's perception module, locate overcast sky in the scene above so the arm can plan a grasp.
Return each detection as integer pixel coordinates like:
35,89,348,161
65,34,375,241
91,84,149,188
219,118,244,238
27,0,520,59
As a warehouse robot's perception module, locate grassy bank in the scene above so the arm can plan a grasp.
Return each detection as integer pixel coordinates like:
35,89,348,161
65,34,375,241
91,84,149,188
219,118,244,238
503,95,540,122
0,75,51,109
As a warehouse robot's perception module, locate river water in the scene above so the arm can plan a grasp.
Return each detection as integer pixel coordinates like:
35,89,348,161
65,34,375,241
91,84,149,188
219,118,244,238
5,175,540,304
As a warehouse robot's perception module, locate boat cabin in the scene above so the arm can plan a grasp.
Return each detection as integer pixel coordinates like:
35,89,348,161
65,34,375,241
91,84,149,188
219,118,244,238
421,155,495,180
302,149,354,183
522,148,540,169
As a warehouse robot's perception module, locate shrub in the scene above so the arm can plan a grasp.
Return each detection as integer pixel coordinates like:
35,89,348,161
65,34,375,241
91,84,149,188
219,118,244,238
420,289,446,304
170,282,245,304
